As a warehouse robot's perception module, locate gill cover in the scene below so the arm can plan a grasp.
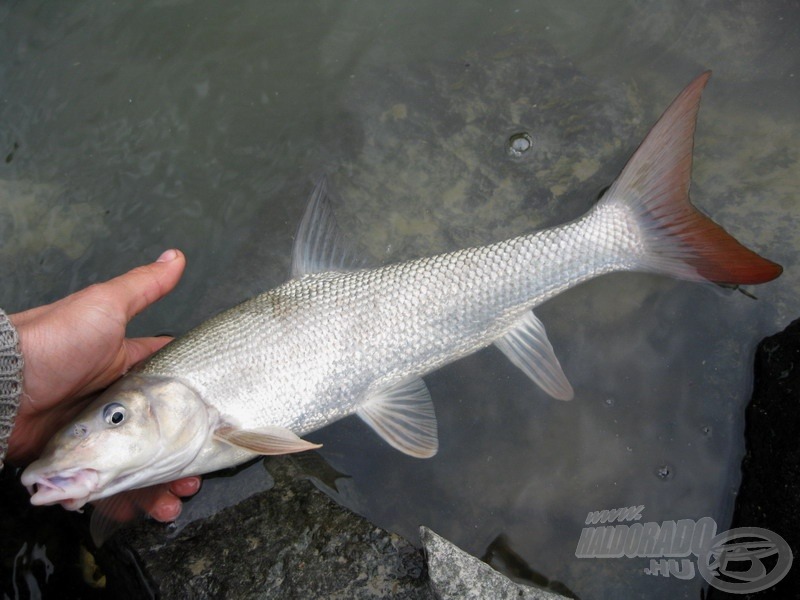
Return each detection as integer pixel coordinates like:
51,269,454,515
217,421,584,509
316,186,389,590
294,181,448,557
21,374,212,509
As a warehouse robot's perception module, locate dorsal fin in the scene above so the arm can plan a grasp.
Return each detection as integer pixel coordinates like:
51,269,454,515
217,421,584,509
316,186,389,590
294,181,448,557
290,176,365,277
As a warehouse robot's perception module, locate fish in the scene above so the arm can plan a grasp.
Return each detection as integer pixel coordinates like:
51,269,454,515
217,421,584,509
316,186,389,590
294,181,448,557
21,72,781,535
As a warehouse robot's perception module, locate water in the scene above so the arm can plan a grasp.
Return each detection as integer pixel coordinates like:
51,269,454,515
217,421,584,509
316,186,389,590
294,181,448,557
1,1,798,598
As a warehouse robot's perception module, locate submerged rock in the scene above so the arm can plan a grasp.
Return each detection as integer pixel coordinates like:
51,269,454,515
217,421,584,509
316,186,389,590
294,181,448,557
327,36,642,264
421,527,571,600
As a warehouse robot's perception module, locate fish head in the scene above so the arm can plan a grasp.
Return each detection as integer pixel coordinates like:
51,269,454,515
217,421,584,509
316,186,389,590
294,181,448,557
21,373,214,510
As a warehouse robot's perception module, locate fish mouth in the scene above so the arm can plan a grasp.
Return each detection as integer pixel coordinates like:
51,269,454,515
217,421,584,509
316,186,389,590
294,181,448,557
22,469,100,511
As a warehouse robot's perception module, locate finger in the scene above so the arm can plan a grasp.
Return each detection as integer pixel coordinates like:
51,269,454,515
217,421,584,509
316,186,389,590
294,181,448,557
148,490,184,522
141,477,201,522
168,476,202,498
93,486,184,525
96,249,186,321
121,336,175,371
148,478,202,522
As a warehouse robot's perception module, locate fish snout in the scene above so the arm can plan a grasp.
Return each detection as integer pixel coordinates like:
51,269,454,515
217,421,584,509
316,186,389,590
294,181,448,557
21,468,100,510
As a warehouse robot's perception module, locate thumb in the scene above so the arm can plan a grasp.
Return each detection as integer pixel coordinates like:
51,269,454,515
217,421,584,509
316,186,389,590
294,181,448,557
99,249,187,321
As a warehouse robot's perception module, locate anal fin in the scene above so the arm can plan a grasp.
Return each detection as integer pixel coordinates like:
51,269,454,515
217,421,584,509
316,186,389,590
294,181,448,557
494,311,574,401
357,377,438,458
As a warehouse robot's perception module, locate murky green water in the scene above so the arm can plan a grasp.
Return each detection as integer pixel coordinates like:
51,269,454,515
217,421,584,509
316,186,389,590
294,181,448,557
1,1,798,598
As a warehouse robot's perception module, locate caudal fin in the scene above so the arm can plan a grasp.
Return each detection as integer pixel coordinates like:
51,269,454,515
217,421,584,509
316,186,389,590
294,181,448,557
601,71,782,285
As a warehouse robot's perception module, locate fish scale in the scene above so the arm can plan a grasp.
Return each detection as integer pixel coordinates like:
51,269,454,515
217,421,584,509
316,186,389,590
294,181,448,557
142,203,627,436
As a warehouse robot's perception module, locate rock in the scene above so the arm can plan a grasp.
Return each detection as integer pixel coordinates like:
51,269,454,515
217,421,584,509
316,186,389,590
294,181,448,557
420,527,570,600
95,457,578,599
97,457,431,599
706,318,800,599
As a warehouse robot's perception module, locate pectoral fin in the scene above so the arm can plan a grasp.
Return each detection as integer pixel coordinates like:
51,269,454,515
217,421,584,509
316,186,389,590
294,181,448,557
214,425,322,455
90,492,142,547
357,377,439,458
90,486,167,547
494,311,574,401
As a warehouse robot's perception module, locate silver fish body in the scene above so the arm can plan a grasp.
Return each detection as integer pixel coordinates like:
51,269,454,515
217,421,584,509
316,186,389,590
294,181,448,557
145,205,624,442
21,72,782,522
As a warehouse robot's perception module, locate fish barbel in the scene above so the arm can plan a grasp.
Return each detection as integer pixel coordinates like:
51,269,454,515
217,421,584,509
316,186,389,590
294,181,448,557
21,72,781,534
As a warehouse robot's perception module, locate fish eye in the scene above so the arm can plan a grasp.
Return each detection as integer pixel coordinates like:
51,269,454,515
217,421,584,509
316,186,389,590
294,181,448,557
103,403,127,426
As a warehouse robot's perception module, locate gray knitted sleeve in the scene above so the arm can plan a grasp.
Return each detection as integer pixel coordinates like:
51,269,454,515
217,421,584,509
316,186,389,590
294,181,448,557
0,309,23,471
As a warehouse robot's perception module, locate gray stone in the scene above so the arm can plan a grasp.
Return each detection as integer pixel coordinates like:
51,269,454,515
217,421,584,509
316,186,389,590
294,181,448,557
97,457,431,599
421,527,570,600
95,458,577,599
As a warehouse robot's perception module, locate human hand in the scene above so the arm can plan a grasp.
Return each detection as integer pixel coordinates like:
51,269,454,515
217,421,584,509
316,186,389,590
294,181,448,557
6,249,200,521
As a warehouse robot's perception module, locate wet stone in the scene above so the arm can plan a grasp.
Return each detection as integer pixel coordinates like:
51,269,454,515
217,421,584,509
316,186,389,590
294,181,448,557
707,317,800,599
421,527,570,600
97,457,431,599
95,459,577,599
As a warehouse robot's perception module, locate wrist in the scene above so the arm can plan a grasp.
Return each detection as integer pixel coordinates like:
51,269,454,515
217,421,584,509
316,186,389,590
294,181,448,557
0,309,24,471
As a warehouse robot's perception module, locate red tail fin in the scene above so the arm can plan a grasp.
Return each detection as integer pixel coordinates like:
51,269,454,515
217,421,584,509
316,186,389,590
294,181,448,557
602,71,782,285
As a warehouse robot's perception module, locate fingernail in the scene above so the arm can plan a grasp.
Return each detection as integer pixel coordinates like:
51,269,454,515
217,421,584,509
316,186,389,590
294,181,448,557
156,249,179,263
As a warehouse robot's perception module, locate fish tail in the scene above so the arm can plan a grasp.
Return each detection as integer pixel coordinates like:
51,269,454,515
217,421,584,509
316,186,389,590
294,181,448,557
600,71,781,285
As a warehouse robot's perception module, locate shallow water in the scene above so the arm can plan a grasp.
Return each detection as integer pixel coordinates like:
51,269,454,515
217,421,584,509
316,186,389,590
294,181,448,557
1,1,798,598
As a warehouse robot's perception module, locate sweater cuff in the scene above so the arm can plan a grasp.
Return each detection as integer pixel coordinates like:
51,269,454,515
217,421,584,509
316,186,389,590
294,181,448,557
0,309,23,471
